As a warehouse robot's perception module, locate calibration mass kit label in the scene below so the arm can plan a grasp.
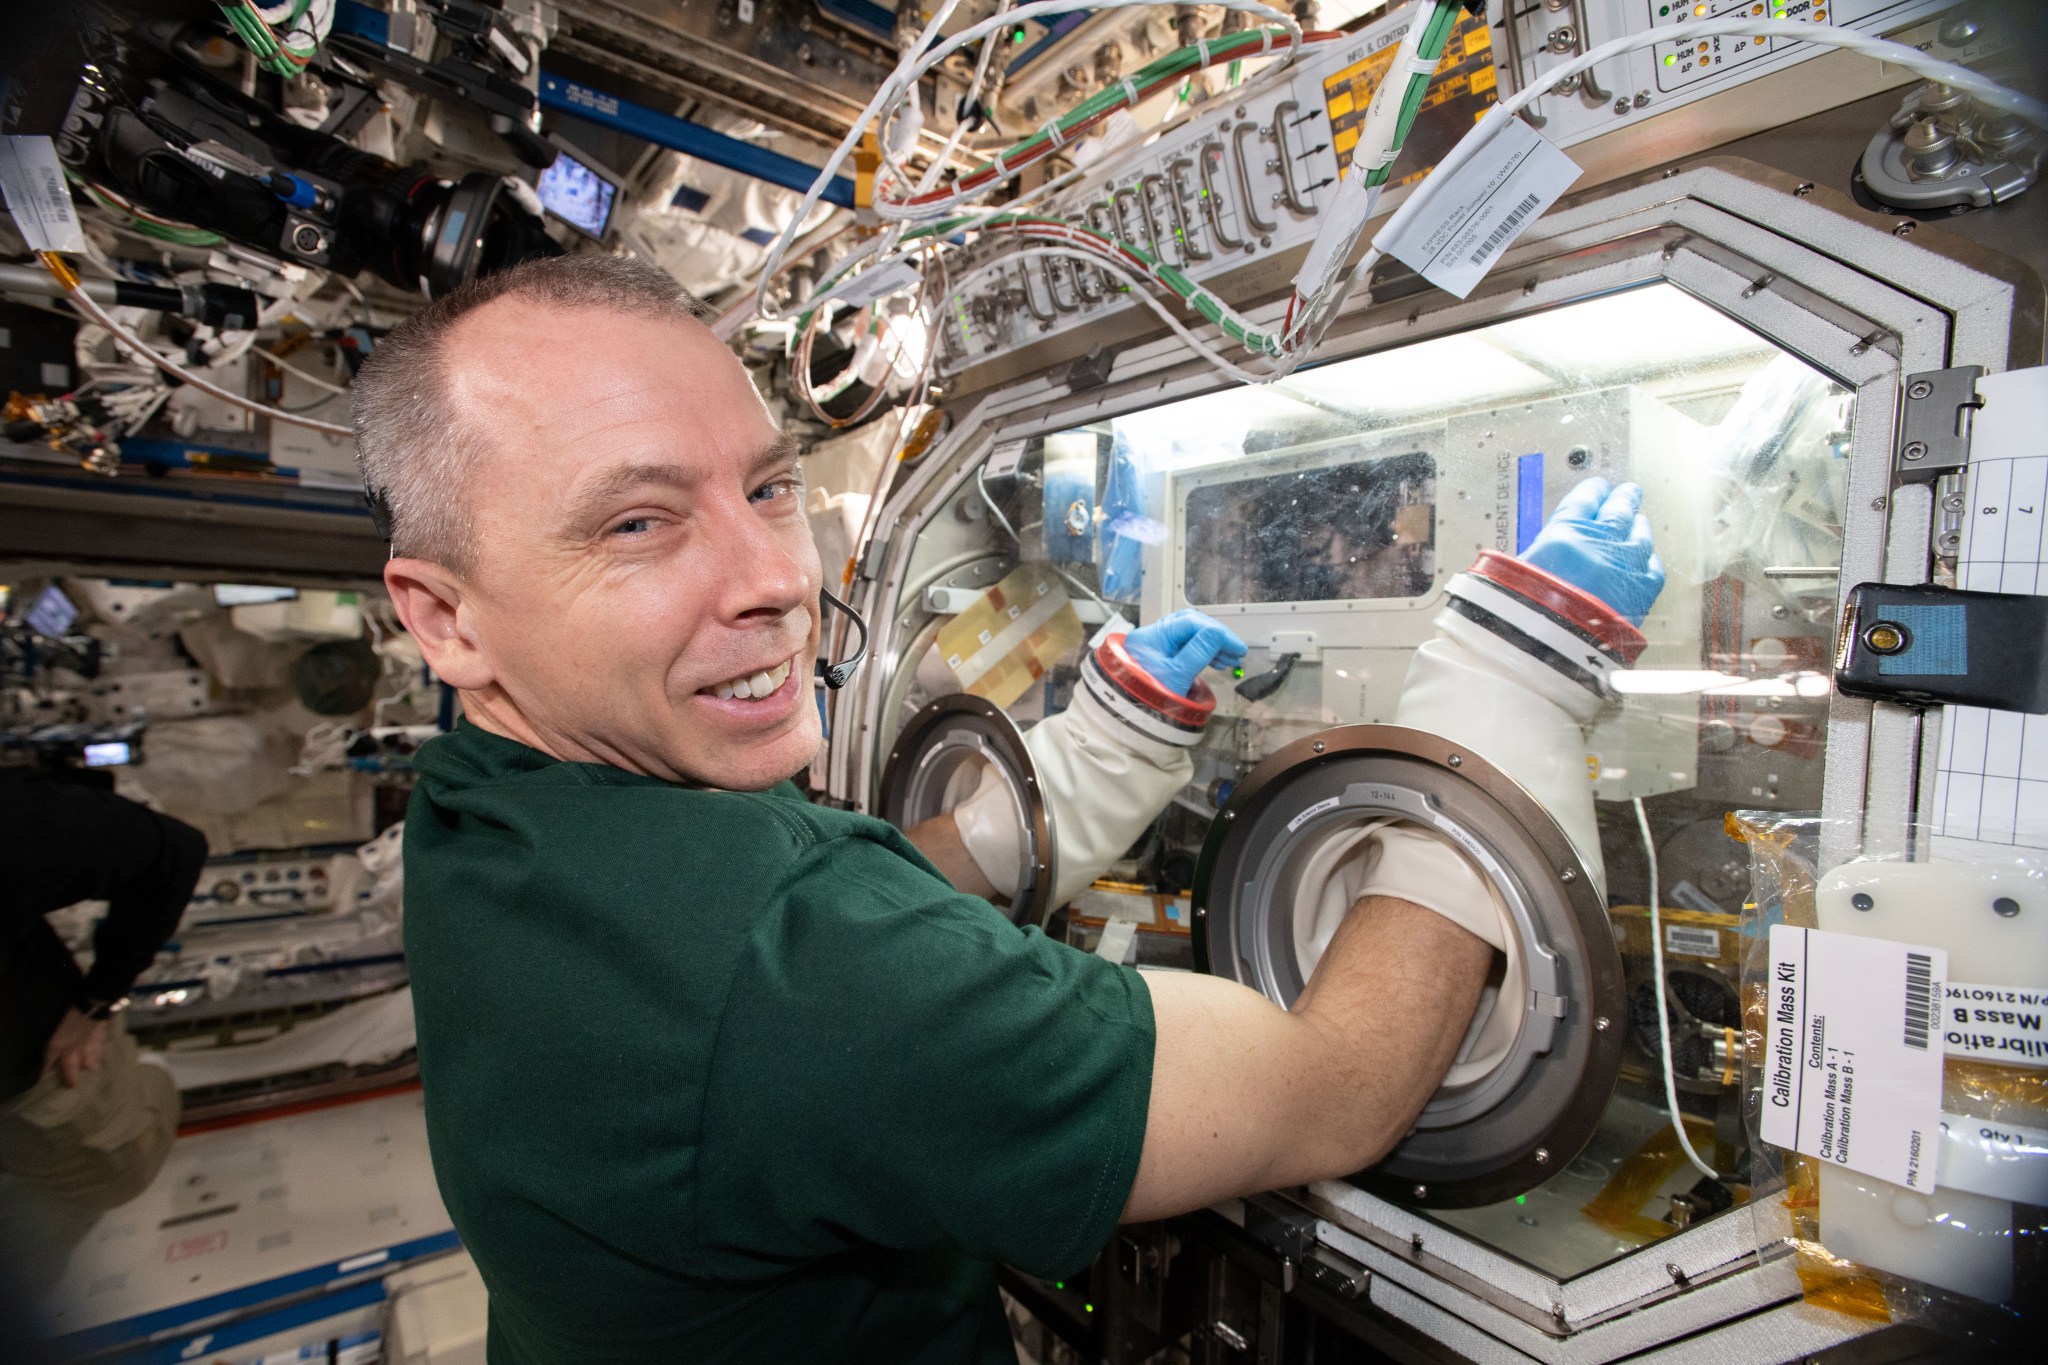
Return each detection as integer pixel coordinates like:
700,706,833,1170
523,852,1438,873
1761,926,1948,1191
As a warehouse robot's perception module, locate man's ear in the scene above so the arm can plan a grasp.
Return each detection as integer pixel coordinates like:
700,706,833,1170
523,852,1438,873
385,557,494,691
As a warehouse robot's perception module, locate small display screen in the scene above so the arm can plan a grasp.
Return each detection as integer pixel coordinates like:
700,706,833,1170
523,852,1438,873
1183,452,1437,605
537,151,618,237
214,584,299,607
83,741,132,767
25,584,79,637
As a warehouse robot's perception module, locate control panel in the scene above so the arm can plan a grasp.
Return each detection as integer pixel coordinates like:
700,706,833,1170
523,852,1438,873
936,4,1491,373
931,0,1979,376
1503,0,1967,144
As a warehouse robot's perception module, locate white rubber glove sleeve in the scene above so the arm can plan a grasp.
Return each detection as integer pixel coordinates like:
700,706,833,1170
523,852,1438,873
1387,609,1608,893
950,760,1020,891
954,682,1193,908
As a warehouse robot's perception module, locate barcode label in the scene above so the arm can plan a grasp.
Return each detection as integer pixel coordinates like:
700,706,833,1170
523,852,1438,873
1903,952,1934,1050
1664,924,1722,959
0,135,89,253
1470,194,1541,265
1760,926,1947,1191
1372,114,1581,300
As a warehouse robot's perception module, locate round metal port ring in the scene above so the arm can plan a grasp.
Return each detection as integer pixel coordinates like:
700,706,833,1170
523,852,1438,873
879,693,1055,927
1192,724,1625,1209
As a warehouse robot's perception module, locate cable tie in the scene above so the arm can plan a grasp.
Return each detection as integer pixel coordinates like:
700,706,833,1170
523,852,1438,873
1257,27,1274,58
1121,76,1141,105
1197,37,1212,65
1042,118,1067,149
988,151,1010,180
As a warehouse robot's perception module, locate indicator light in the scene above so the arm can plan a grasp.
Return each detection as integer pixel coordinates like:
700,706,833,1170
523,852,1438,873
1516,1195,1528,1205
1663,52,1677,65
1054,1281,1064,1289
1232,666,1246,679
1013,26,1027,43
1693,3,1707,13
1085,1304,1095,1313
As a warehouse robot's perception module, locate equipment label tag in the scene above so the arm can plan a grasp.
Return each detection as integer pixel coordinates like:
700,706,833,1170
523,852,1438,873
0,136,87,253
1375,115,1578,300
1942,980,2048,1068
986,439,1026,478
835,258,922,309
1760,926,1947,1191
1665,924,1722,959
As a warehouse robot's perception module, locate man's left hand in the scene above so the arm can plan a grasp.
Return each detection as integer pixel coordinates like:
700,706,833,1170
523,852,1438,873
44,1008,108,1089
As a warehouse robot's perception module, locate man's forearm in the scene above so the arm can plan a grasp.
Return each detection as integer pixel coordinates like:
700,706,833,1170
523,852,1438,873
1281,895,1494,1183
1125,894,1494,1222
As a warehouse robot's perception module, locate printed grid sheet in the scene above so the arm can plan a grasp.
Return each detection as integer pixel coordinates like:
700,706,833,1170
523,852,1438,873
1931,366,2048,859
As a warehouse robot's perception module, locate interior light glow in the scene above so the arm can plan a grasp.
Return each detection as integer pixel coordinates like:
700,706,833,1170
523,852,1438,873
1277,332,1555,417
1610,670,1748,695
1484,283,1774,378
883,311,933,383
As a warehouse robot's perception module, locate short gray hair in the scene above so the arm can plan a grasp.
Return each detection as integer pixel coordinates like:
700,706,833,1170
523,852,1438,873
351,254,714,570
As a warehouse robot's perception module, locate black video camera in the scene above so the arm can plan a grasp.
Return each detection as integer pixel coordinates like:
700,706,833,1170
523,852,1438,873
50,7,559,296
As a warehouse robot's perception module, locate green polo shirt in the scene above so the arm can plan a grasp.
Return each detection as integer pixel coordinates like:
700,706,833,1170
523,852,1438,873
403,723,1154,1364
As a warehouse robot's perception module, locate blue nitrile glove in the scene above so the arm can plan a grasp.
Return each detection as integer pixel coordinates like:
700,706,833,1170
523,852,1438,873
1521,477,1666,626
1125,610,1249,698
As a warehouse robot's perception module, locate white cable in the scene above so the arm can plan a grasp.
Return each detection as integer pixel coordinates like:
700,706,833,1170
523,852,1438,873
902,0,1013,198
947,245,1279,383
58,277,353,437
1635,795,1721,1182
256,345,351,396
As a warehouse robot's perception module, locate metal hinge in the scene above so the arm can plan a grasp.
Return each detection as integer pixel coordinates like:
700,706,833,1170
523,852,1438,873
1894,365,1984,569
1304,1245,1371,1300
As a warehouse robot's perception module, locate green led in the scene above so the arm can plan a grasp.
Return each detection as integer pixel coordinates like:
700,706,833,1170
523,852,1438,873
1054,1281,1064,1289
1084,1304,1095,1314
1516,1194,1528,1205
1013,26,1028,43
1663,52,1678,65
1232,666,1245,679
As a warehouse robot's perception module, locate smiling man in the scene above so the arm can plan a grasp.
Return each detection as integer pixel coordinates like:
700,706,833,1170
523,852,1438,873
356,256,1664,1365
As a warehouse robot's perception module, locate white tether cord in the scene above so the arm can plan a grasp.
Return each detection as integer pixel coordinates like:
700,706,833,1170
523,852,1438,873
1636,796,1721,1182
58,271,353,437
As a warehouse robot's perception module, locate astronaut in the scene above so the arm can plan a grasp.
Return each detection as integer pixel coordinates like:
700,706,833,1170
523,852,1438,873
366,253,1662,1365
